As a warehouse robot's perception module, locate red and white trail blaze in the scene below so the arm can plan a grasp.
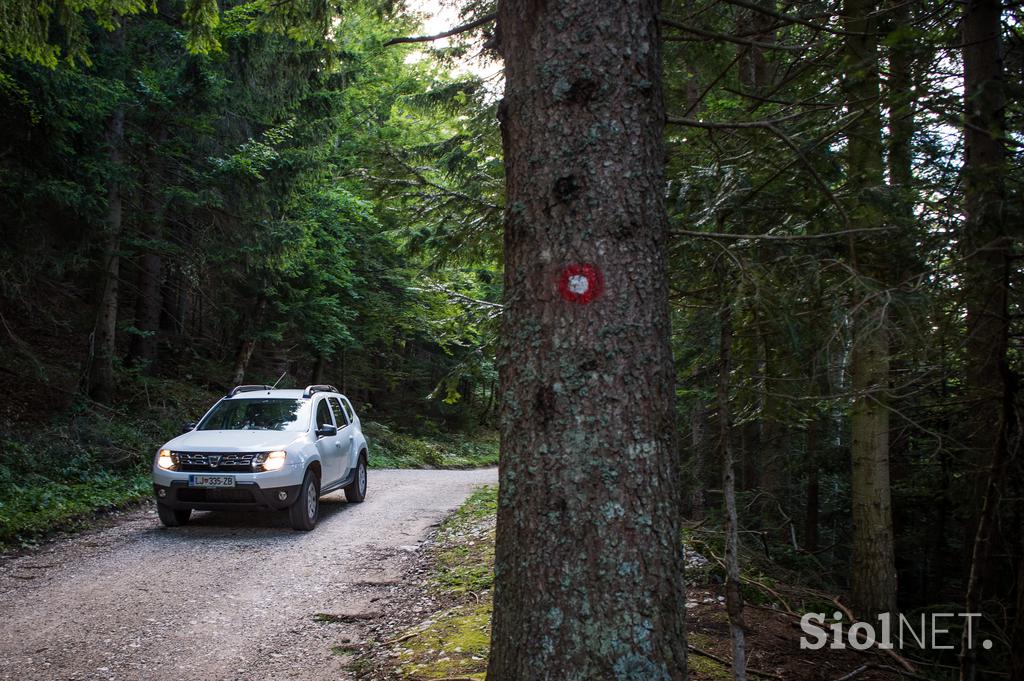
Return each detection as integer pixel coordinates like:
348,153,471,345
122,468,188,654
557,263,603,305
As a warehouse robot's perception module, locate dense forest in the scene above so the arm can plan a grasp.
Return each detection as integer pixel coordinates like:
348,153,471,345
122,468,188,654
0,0,1022,679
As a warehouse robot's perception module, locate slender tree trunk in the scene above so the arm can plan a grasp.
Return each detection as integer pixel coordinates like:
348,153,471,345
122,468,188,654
961,379,1011,681
487,0,688,677
231,296,267,386
689,392,709,520
231,340,256,386
804,416,820,553
1012,555,1024,680
88,31,125,404
310,353,325,385
127,163,165,371
958,2,1009,678
719,301,746,681
843,0,898,619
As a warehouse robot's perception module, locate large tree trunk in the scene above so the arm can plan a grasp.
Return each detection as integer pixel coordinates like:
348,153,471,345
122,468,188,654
959,5,1009,676
843,0,898,619
487,0,688,677
87,38,125,404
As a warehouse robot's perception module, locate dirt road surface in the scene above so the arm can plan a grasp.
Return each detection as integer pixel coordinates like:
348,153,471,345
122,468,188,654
0,468,497,680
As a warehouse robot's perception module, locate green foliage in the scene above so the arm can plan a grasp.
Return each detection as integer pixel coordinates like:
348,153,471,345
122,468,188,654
363,422,499,470
0,473,151,549
0,369,223,549
0,0,149,67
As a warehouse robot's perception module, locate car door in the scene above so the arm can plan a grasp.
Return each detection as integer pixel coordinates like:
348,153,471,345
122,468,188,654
328,397,353,478
313,398,342,485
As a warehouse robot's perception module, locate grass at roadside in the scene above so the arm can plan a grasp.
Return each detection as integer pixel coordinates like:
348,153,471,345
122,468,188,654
388,485,498,680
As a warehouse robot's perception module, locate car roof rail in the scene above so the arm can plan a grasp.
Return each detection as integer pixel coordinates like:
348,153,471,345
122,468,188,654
228,384,275,397
303,384,338,398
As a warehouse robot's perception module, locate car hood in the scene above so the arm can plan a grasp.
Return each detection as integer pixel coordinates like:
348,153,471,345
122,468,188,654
164,430,306,452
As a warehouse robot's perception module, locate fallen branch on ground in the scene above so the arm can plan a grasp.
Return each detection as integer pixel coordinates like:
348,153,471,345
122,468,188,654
832,598,917,674
381,631,418,646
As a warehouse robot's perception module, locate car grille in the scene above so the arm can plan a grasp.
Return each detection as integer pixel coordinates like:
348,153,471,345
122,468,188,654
177,488,256,503
173,451,259,472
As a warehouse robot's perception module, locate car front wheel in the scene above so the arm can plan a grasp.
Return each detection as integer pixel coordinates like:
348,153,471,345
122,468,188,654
289,470,320,531
344,455,367,503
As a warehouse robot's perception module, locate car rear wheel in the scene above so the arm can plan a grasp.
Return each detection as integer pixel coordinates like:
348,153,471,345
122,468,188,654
289,470,320,531
157,504,191,527
344,454,367,503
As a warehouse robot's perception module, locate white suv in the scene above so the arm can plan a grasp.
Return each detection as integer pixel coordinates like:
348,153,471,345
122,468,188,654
151,385,369,531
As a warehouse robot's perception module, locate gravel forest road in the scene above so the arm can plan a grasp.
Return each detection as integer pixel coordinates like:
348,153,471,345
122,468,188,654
0,468,497,681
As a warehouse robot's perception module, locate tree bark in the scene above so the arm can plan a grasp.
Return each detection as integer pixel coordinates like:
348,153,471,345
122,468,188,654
958,2,1009,677
960,0,1009,519
231,339,256,386
487,0,688,677
688,391,709,520
1012,554,1024,681
804,415,820,553
719,301,746,681
231,296,267,386
843,0,898,619
310,353,325,385
87,32,125,404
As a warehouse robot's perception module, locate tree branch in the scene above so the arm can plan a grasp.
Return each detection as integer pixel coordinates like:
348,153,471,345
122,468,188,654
661,17,806,52
718,0,869,36
666,112,808,128
666,114,849,226
671,227,895,241
383,13,497,47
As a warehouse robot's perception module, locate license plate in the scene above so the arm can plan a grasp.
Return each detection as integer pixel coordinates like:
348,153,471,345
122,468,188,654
188,475,236,488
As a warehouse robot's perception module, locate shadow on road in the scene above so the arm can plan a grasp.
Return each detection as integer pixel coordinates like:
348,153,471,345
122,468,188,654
144,492,355,540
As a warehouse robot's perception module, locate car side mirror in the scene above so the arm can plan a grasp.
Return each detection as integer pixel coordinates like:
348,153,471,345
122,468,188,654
316,424,338,438
182,422,197,433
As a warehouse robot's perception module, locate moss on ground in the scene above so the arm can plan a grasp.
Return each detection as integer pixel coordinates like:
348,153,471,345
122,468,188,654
688,652,732,680
397,603,491,680
368,485,497,680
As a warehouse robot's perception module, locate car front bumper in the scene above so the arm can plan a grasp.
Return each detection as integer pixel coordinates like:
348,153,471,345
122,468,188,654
153,479,302,511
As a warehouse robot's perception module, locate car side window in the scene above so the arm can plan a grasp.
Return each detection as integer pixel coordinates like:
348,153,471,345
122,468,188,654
328,398,348,427
341,397,356,423
315,399,334,429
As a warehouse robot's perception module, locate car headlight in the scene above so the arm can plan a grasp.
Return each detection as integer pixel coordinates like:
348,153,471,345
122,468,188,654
157,449,175,470
256,450,287,471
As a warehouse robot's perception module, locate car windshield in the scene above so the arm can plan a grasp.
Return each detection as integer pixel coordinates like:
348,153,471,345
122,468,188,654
197,398,309,432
